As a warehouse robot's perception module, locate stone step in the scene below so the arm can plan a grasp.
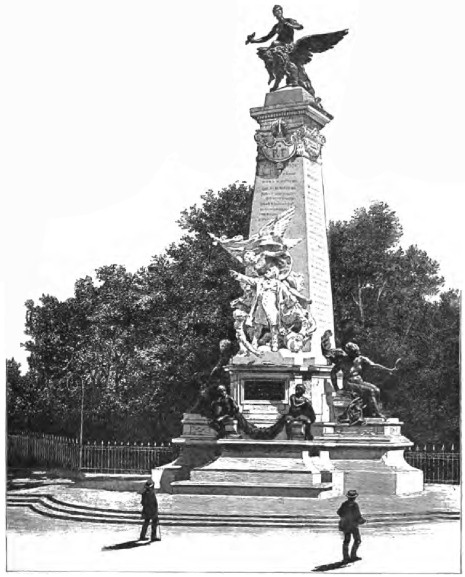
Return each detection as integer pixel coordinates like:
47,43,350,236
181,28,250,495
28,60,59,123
7,493,460,527
332,459,395,471
170,480,333,498
190,469,322,485
200,456,310,469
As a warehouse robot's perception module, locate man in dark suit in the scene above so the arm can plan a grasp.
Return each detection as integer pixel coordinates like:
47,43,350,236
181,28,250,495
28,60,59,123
140,479,160,542
337,489,366,562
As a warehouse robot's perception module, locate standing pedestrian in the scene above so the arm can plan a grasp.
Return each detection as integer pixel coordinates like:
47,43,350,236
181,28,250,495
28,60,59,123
139,479,161,542
337,489,366,563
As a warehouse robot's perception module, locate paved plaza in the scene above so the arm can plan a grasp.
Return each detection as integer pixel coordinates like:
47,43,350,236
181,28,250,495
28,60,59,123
7,471,461,574
6,474,462,574
7,507,461,573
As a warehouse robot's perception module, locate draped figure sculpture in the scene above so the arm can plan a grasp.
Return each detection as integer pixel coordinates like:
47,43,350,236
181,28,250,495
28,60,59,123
210,207,317,355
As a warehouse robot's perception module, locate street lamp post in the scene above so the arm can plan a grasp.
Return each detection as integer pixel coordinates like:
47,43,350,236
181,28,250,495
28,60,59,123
79,375,85,470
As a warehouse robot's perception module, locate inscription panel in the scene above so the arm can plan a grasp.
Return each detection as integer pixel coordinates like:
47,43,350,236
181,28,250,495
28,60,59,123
304,160,333,330
250,163,299,231
244,380,286,401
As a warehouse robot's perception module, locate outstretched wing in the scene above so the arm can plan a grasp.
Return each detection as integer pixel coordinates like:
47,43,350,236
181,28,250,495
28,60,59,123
258,206,296,239
291,29,348,65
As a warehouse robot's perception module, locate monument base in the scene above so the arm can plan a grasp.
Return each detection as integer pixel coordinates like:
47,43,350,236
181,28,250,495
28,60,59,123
158,415,423,497
169,439,342,499
313,418,424,495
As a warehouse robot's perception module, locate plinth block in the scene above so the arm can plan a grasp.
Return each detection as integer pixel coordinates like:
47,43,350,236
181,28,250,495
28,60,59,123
313,419,405,439
180,413,217,440
332,454,424,496
288,421,307,440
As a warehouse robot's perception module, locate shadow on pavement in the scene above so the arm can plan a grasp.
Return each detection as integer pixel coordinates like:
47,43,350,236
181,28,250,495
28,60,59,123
312,559,355,572
102,540,151,551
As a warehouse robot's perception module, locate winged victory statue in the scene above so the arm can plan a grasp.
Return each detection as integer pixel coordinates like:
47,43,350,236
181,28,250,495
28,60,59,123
246,5,348,98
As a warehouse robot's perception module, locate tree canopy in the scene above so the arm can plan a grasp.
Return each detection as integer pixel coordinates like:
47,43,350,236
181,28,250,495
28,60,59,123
329,202,459,444
9,183,252,442
7,187,460,445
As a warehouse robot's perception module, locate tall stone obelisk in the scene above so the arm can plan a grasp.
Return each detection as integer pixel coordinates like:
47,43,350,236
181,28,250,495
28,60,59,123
249,87,334,363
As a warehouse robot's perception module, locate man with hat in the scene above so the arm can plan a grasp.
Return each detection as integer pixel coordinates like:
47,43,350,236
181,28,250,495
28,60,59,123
337,489,366,563
139,478,160,542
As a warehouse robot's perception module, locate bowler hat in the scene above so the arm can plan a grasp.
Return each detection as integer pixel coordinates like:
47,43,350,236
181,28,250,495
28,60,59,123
346,489,358,499
145,479,154,487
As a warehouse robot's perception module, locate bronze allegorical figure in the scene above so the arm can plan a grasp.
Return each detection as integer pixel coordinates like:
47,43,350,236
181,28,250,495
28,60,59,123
246,5,348,98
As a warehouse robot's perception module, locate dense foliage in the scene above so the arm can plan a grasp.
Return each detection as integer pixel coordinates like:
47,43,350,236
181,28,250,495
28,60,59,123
7,187,460,445
8,183,252,442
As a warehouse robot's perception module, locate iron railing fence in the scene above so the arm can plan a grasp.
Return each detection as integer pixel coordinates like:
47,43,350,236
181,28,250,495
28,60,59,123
8,432,80,470
80,441,177,473
8,432,178,473
405,444,460,485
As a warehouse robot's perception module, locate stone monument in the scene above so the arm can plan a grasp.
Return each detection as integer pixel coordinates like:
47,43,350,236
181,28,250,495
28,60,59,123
158,7,423,499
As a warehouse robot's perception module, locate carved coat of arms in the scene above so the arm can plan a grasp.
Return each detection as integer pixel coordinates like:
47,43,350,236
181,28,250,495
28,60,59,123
255,119,296,169
255,120,326,174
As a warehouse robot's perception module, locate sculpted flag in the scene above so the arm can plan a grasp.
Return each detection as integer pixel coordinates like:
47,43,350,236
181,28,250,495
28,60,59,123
212,207,316,355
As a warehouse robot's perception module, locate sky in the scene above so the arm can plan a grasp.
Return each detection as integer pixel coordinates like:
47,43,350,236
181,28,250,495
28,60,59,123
1,0,464,371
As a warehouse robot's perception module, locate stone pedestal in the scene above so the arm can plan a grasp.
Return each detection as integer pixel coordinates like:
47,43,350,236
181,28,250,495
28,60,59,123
289,421,307,440
163,416,422,497
179,413,217,440
157,414,218,493
311,418,424,495
228,350,333,426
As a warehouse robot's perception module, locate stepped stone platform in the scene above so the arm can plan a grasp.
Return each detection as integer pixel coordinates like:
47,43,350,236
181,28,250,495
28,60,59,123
173,453,333,498
163,416,423,497
166,438,343,499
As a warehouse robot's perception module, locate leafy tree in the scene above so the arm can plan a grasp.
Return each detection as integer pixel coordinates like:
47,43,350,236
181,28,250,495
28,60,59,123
19,182,253,441
7,358,26,430
329,203,459,445
134,182,254,438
